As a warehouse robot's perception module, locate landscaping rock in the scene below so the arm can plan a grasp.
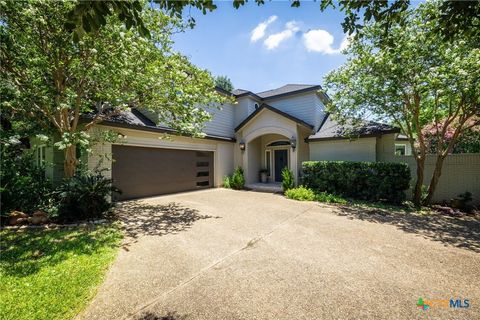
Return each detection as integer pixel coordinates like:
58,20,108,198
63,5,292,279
30,210,48,224
8,211,29,225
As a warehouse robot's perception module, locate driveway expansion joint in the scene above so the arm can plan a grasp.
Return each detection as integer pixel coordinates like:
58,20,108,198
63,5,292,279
124,204,316,319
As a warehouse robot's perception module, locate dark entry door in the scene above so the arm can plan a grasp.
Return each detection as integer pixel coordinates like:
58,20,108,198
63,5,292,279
274,149,288,182
112,145,213,201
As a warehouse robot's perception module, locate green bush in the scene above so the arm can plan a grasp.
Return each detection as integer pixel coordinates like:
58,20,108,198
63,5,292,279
281,167,295,192
302,161,410,204
0,145,52,216
285,186,316,201
315,191,348,204
52,171,120,222
224,167,245,190
285,186,348,204
222,175,231,188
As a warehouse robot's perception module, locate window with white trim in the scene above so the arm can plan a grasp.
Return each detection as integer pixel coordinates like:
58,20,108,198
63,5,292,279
36,145,46,166
395,144,406,156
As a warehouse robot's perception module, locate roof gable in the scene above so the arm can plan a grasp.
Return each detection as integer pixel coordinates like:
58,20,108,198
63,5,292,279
235,103,313,132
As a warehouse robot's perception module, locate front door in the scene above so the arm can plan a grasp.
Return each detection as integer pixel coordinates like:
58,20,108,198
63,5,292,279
274,149,288,182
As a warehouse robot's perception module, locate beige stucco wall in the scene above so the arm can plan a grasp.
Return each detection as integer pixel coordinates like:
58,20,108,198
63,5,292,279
235,109,299,184
309,137,377,162
376,133,397,161
246,138,262,183
88,125,234,187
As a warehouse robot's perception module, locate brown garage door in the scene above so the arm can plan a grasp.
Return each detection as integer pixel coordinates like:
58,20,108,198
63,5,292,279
112,145,213,201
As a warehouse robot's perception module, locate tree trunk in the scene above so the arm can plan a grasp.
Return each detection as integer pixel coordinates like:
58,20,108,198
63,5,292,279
423,155,446,205
64,144,77,178
412,157,425,206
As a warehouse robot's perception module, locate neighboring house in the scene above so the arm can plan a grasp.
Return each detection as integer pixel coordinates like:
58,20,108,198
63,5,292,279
36,84,406,200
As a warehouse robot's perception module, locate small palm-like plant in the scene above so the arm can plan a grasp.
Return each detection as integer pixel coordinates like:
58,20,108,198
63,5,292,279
54,171,121,222
281,167,295,192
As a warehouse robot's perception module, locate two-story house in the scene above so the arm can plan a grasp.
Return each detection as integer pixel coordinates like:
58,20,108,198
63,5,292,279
35,84,407,200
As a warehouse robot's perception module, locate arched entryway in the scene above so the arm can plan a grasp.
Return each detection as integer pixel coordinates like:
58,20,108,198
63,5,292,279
243,132,297,185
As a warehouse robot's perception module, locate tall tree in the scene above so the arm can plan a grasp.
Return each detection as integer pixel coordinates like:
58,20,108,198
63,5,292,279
1,0,227,178
324,1,480,206
214,75,234,92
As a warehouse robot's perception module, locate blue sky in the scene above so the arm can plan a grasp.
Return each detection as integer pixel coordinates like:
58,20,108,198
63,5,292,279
172,1,349,93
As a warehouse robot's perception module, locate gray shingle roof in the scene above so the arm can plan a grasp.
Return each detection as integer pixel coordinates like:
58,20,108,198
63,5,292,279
95,109,235,142
256,84,320,99
232,89,250,95
308,114,399,141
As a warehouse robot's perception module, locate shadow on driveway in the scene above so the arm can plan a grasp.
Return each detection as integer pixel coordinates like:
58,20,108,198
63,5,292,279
115,201,220,249
333,205,480,252
136,311,188,320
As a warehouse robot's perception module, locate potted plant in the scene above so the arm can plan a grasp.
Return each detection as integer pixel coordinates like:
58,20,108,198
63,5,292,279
259,169,269,183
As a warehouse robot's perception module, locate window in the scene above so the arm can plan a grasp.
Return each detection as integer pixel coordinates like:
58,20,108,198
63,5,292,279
395,144,406,156
36,145,46,166
196,161,209,167
267,141,290,147
265,150,271,176
197,171,209,177
196,181,209,187
254,103,259,109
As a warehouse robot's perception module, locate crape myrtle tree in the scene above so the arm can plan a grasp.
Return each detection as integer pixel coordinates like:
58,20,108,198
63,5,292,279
1,1,228,178
324,1,480,206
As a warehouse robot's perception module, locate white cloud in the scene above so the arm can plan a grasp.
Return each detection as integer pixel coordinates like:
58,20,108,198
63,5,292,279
264,21,300,50
303,29,350,54
250,15,278,42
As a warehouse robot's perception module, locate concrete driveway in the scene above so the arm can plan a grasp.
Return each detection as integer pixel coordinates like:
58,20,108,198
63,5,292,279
81,189,480,320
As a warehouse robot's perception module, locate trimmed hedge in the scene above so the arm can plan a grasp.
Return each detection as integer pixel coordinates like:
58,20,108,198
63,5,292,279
302,161,410,204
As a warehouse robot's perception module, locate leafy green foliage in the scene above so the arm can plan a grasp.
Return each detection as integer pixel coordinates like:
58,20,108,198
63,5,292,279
302,161,410,204
324,1,479,205
214,75,234,92
285,186,347,204
0,145,52,216
0,225,122,320
52,171,120,222
281,167,295,192
1,1,229,177
67,1,480,43
229,167,245,190
315,191,348,204
222,175,231,189
285,186,316,201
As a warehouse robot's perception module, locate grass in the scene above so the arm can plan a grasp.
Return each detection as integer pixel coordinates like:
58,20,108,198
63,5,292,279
349,199,434,215
0,224,122,320
285,187,433,214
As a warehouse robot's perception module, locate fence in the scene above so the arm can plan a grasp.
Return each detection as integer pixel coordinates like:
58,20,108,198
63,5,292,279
382,153,480,205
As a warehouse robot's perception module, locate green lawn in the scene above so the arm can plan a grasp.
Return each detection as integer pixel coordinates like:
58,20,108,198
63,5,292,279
0,224,122,320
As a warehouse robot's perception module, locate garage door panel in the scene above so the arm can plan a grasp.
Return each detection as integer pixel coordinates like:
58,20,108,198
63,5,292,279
112,145,213,200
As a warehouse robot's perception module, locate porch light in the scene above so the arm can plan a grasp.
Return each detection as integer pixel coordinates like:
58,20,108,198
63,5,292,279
239,141,246,151
290,137,297,150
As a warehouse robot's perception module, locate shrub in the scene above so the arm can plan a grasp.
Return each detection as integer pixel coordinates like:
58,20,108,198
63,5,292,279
281,167,295,192
315,192,348,204
0,145,52,216
302,161,410,204
285,186,316,201
222,175,231,189
52,171,120,222
227,167,245,190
